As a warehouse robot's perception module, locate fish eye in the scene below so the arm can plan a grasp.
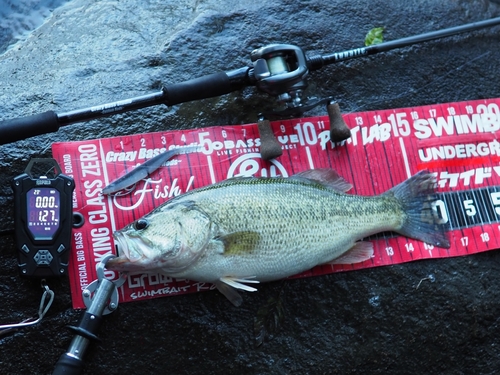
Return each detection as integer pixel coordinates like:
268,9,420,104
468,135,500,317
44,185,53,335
134,219,149,230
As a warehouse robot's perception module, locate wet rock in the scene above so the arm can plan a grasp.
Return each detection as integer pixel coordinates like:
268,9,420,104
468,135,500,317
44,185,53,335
1,0,500,374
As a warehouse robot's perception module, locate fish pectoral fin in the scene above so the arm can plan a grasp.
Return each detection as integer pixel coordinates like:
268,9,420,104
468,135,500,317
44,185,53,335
215,280,243,307
217,231,261,255
328,241,374,265
215,277,260,307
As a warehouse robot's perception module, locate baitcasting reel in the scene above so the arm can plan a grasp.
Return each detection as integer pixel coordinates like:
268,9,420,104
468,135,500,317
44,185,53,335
250,43,350,159
251,44,309,105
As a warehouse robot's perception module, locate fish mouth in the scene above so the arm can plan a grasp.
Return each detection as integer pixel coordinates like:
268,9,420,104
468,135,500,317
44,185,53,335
106,232,152,272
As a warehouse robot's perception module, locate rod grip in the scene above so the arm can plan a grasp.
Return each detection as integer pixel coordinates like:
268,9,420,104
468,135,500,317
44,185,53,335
163,72,233,105
0,110,59,145
52,353,84,375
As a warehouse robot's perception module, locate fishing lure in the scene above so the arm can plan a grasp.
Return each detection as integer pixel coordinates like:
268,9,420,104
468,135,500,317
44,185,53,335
102,146,199,195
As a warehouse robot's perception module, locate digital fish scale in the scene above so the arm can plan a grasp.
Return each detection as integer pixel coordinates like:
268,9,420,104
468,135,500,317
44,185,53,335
12,158,75,278
9,159,123,375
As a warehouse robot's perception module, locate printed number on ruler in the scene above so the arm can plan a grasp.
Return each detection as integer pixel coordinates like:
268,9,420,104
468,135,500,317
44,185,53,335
437,187,500,229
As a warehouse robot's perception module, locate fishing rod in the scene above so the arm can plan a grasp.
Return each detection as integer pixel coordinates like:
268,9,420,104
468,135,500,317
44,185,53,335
1,16,499,149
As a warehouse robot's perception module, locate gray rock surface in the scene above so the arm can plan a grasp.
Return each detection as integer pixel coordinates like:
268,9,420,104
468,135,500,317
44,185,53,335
1,0,500,374
0,0,71,54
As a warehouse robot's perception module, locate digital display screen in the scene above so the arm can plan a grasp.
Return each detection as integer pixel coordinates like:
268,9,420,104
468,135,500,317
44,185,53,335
27,188,60,240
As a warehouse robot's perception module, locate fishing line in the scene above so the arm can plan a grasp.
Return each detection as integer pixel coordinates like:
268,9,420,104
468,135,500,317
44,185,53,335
350,50,492,113
0,280,55,337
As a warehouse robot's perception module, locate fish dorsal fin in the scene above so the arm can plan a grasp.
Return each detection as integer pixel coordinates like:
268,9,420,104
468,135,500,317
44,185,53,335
328,241,374,265
291,169,352,192
217,231,261,255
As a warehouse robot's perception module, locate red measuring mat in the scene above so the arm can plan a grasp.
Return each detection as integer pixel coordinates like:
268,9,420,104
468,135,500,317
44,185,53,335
52,98,500,309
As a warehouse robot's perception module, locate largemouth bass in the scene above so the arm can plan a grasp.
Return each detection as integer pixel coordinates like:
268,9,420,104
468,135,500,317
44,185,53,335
106,169,449,306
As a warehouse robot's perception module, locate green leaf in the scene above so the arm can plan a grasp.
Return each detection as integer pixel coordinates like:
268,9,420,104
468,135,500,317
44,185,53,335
365,27,385,46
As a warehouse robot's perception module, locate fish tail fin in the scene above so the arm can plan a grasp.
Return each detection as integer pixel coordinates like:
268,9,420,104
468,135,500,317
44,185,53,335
387,170,450,248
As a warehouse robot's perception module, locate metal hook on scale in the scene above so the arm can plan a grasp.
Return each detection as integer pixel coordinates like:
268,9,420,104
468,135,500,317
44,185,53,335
51,254,127,375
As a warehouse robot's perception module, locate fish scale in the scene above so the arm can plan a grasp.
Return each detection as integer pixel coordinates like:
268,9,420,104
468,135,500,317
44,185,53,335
107,169,449,306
